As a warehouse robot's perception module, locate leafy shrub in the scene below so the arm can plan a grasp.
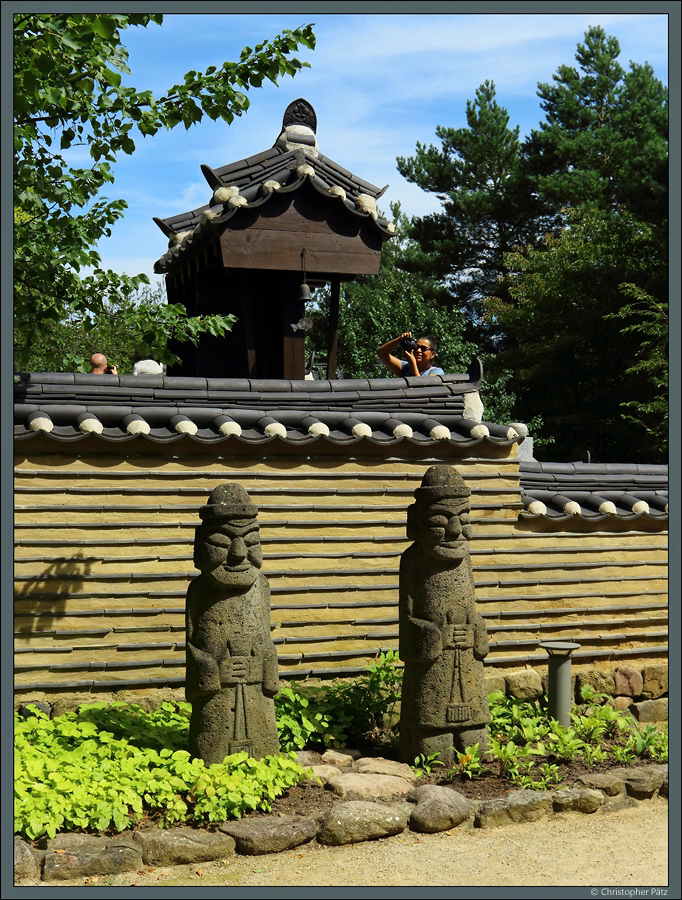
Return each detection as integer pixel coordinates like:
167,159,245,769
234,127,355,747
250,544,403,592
14,704,305,840
275,651,402,751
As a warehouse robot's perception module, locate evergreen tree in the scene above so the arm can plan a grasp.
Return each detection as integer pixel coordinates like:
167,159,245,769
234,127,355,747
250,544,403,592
396,81,543,345
485,207,667,462
524,25,668,227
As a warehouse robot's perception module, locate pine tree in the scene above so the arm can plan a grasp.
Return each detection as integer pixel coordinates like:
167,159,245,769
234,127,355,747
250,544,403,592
524,25,668,225
396,82,542,346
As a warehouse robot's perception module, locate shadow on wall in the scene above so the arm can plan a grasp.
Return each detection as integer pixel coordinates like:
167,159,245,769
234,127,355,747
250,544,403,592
15,552,94,640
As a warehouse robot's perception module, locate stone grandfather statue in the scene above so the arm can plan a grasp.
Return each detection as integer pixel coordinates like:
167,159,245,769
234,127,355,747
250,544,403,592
399,465,489,767
186,484,280,765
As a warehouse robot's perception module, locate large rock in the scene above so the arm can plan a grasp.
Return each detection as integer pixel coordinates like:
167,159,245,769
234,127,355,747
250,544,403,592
14,837,39,882
132,827,235,866
648,764,668,797
41,834,142,881
609,767,665,799
475,790,552,829
294,750,320,767
599,795,641,814
355,757,416,781
317,801,408,845
640,664,668,700
631,698,668,723
406,785,472,833
575,669,615,700
325,772,414,799
577,773,625,796
552,788,604,813
613,665,643,697
219,815,317,855
505,670,543,700
17,701,52,719
610,696,633,711
302,764,341,785
321,748,358,767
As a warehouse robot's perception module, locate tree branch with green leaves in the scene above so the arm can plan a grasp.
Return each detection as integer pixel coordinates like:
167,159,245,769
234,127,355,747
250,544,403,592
13,13,316,372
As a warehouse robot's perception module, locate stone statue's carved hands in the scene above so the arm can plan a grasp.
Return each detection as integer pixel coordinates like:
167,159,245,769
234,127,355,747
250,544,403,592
442,624,474,650
188,643,221,693
220,655,250,683
409,617,443,659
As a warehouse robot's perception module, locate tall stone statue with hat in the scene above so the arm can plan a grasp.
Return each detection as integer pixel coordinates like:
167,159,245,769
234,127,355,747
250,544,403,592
186,484,280,764
399,465,489,767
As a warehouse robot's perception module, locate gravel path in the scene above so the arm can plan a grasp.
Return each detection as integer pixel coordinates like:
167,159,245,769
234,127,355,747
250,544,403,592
48,798,668,889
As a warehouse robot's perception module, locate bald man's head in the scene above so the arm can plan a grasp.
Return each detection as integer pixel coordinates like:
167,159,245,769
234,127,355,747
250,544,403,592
89,353,108,374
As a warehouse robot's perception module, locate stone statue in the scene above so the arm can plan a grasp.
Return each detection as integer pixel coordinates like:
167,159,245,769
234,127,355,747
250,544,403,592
398,465,489,767
185,484,280,765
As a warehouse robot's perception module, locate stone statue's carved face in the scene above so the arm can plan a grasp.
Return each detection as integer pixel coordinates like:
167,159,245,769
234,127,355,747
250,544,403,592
196,517,263,588
412,499,472,559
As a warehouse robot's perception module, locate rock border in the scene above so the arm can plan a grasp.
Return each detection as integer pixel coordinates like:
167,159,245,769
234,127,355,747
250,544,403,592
15,758,668,884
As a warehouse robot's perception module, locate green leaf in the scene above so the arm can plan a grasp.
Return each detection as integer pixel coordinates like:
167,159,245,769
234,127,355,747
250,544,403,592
101,68,122,88
90,16,118,39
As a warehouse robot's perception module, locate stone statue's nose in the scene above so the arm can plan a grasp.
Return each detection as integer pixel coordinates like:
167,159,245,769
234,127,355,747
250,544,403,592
445,516,461,536
229,536,247,559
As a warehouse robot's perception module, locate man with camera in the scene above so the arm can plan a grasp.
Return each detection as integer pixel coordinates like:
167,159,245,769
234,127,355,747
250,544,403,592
376,332,444,377
88,353,118,375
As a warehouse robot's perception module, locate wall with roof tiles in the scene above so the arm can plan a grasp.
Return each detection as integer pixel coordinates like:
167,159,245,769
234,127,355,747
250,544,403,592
14,448,667,703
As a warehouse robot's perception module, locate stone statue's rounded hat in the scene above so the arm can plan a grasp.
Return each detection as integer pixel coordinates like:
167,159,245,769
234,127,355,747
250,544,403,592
199,483,257,522
414,465,470,502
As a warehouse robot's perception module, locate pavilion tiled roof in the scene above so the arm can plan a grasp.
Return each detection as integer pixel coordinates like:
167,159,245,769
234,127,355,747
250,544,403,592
519,460,668,522
153,98,394,274
13,366,520,450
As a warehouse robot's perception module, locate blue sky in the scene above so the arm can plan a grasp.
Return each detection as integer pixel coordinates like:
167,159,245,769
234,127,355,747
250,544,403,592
93,10,670,281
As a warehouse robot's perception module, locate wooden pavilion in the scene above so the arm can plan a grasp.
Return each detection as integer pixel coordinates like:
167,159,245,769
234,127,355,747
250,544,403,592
153,98,395,380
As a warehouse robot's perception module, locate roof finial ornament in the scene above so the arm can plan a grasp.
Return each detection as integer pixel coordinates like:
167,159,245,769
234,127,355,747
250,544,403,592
281,98,317,133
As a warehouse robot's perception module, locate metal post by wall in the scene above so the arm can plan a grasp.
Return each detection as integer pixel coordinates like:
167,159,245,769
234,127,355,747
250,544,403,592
540,641,581,727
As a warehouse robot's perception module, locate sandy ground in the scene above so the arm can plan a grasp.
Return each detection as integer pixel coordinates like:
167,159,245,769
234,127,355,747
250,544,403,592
34,797,670,891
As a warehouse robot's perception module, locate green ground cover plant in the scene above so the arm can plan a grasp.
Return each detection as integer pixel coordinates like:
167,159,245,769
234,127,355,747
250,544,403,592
14,661,666,840
14,702,305,840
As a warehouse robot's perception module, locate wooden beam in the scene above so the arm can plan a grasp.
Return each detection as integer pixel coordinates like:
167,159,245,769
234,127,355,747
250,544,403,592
327,277,340,380
281,281,305,380
239,272,258,377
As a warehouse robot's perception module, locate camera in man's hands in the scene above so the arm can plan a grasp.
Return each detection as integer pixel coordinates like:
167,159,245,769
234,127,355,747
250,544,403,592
400,336,419,353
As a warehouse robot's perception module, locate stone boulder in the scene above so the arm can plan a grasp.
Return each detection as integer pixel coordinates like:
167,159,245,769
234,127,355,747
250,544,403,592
599,795,641,814
132,827,235,866
552,788,605,813
609,696,633,711
609,767,665,799
355,757,416,781
325,772,414,799
577,773,625,796
317,801,408,845
631,698,668,723
302,764,341,785
613,665,643,697
640,664,668,700
14,837,39,882
321,748,359,766
406,785,472,833
575,669,615,699
505,670,543,700
40,834,142,881
219,815,317,855
476,790,552,829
